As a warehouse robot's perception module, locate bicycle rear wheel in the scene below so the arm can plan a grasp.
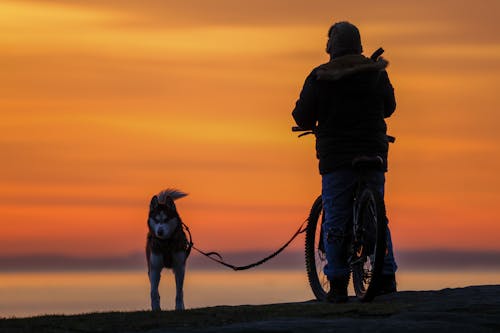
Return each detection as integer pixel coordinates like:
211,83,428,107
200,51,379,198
351,186,387,302
304,196,329,301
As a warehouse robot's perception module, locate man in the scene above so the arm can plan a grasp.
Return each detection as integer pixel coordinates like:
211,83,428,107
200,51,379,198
292,21,397,303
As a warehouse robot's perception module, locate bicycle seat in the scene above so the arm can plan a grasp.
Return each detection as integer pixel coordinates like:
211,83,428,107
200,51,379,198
352,155,384,168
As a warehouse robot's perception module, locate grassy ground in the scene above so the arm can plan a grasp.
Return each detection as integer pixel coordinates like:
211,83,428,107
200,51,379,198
0,300,406,333
1,286,499,333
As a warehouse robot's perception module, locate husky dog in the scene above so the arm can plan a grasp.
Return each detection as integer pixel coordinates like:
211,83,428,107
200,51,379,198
146,189,190,311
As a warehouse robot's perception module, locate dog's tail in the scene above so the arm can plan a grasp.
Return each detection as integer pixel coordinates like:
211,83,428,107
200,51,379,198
157,188,188,203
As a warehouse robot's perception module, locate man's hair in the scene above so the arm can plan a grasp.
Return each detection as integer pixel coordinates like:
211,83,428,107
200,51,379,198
327,21,363,57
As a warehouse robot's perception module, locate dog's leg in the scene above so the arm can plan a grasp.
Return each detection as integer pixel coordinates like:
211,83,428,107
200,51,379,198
172,252,186,310
149,253,164,311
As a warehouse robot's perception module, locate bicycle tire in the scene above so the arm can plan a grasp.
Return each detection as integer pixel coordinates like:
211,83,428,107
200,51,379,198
351,186,387,302
304,195,329,301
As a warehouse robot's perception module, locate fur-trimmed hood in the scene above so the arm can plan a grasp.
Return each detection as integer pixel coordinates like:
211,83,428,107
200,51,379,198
315,54,389,81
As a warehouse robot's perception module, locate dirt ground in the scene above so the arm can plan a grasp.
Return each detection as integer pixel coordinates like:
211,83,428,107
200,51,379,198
1,285,499,333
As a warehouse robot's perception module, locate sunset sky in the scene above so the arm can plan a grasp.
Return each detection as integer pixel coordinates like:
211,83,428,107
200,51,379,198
1,0,499,257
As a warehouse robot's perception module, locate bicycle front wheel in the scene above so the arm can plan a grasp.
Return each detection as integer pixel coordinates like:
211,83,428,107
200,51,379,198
304,195,329,301
351,186,387,302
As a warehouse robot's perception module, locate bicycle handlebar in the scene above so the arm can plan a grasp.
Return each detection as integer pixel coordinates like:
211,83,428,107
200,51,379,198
292,126,309,132
292,126,315,138
291,126,395,142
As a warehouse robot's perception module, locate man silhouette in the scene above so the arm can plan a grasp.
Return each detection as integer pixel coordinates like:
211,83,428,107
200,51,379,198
292,21,397,303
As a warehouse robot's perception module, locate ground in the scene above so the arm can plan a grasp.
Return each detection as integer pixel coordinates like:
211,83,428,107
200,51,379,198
1,285,499,332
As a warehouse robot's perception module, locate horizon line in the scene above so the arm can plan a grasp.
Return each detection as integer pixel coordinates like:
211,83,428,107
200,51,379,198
1,249,499,271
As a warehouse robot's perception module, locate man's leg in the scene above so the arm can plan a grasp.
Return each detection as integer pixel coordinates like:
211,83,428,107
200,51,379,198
321,169,356,302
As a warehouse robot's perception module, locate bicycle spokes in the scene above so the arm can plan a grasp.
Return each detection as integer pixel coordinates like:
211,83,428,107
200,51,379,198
305,196,331,300
352,187,387,301
306,188,387,302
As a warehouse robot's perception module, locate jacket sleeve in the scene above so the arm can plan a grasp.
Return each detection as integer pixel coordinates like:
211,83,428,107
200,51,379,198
292,71,318,130
380,70,396,118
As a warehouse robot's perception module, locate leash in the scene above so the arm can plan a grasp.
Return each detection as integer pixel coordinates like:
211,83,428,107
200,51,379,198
182,218,308,271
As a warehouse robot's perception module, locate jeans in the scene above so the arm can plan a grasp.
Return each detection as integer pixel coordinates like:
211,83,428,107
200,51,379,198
321,168,397,279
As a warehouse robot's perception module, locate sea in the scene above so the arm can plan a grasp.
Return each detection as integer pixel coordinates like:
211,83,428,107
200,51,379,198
1,269,499,318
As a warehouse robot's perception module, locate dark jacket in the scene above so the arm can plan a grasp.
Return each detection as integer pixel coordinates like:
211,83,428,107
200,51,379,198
292,54,396,174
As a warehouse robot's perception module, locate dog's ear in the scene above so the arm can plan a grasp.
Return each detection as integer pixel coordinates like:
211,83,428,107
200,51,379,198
150,195,159,211
165,196,176,211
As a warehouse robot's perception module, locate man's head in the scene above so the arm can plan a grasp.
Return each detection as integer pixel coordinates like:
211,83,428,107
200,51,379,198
326,21,363,58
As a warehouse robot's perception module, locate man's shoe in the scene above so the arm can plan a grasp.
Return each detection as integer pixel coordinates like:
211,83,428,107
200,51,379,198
326,275,349,303
376,273,397,295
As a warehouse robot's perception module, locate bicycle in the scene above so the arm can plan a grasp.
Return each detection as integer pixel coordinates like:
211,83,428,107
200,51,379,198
293,126,395,302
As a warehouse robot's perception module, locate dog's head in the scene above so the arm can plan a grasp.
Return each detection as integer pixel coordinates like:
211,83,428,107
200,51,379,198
148,189,187,240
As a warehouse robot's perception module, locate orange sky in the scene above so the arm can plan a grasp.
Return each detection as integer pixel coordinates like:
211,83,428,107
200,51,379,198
1,0,499,256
